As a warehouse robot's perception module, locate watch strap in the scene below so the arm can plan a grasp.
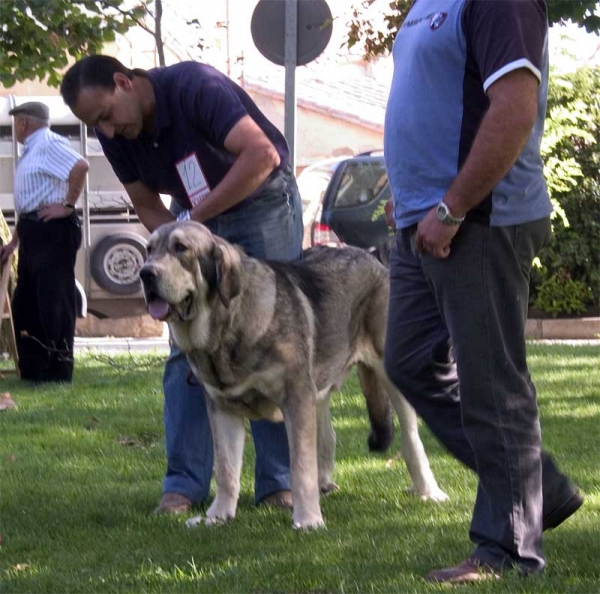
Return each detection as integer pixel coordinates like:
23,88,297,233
438,201,465,225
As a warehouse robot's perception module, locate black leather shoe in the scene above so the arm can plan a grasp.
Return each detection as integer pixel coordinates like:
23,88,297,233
543,489,584,531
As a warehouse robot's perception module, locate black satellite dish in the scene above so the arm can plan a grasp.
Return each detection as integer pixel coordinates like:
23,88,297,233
251,0,333,67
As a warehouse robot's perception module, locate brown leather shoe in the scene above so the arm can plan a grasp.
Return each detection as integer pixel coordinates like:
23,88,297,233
259,490,293,510
153,492,193,515
425,557,501,584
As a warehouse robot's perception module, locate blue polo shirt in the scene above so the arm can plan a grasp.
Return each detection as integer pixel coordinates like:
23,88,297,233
384,0,552,228
97,61,289,210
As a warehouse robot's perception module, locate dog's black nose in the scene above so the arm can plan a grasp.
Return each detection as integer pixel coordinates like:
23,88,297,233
139,266,158,284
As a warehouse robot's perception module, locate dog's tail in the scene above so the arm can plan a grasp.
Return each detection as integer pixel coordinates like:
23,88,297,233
356,363,394,452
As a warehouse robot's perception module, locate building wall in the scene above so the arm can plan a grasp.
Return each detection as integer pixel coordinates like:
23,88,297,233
246,89,383,169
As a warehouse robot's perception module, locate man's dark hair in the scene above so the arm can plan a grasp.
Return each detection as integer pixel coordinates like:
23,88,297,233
60,55,140,108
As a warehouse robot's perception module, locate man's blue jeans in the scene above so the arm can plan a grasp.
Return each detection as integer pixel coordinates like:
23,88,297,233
163,166,303,504
384,218,559,574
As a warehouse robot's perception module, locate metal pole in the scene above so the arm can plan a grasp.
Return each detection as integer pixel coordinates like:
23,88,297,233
79,121,90,250
79,120,91,294
9,96,18,178
284,0,297,173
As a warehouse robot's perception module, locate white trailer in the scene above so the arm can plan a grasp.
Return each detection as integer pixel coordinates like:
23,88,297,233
0,95,152,318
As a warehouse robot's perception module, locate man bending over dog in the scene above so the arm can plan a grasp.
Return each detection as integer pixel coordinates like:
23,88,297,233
61,55,303,514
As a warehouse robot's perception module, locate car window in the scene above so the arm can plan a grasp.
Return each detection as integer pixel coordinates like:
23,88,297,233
332,161,389,209
298,159,344,214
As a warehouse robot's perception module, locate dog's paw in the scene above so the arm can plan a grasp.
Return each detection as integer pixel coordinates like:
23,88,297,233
204,514,231,526
205,497,237,525
292,519,326,530
405,484,450,502
292,513,326,530
185,515,204,528
320,481,339,495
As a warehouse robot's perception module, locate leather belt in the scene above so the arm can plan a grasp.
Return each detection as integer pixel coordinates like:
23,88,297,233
18,211,42,222
19,211,79,223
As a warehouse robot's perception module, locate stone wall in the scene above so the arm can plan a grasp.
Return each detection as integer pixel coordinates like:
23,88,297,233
525,317,600,340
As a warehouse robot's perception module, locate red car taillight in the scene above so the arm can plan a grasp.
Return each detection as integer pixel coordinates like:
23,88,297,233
311,222,345,248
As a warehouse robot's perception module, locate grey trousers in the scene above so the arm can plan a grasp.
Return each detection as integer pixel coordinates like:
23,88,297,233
384,217,559,573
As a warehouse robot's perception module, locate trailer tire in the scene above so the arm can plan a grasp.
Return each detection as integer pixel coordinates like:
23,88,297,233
90,233,147,296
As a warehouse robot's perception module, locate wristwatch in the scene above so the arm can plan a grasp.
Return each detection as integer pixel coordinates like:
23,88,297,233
176,209,191,222
436,201,465,226
62,201,75,210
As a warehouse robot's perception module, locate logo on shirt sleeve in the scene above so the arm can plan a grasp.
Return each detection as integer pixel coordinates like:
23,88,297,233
430,12,448,30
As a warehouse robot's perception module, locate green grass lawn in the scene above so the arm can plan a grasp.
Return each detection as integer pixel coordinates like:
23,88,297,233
1,344,598,593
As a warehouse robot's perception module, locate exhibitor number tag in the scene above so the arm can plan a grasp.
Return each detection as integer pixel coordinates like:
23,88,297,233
176,153,210,206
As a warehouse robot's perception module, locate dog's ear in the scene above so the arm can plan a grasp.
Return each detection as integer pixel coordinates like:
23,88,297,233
212,240,241,307
198,251,218,296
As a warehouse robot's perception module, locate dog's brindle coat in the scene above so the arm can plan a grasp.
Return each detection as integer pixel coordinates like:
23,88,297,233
140,221,447,529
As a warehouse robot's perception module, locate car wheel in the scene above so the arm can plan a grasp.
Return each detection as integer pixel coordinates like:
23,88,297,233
90,233,147,295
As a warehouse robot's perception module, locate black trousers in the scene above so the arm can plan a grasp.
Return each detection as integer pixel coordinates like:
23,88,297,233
12,214,82,382
384,219,567,572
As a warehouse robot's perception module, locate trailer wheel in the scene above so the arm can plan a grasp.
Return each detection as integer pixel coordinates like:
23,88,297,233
90,233,147,295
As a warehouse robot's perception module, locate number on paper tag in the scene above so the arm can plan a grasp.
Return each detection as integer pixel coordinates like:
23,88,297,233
176,153,210,207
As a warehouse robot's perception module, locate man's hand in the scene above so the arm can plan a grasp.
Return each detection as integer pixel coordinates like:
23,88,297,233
0,241,17,266
38,203,73,222
415,206,460,259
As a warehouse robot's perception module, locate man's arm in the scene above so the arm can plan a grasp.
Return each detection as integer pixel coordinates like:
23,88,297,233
38,158,90,222
124,181,174,232
64,159,89,207
416,68,539,258
188,115,281,223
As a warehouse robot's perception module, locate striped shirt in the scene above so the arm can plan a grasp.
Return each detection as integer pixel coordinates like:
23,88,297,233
14,127,84,215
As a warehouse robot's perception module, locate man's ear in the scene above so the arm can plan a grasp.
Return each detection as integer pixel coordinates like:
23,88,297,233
113,72,132,91
212,241,241,307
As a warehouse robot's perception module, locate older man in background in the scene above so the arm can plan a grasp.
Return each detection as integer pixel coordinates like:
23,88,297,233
0,102,88,383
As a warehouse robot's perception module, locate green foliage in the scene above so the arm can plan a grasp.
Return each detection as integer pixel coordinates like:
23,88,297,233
542,99,594,214
533,269,591,317
345,0,412,59
532,66,600,315
0,0,146,87
547,0,600,33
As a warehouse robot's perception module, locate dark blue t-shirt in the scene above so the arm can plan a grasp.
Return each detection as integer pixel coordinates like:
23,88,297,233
97,61,289,210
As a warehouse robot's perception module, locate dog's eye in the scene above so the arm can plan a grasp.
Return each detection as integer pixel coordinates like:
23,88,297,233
146,245,153,255
174,241,187,253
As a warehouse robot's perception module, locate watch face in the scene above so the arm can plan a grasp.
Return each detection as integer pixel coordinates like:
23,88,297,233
436,203,448,221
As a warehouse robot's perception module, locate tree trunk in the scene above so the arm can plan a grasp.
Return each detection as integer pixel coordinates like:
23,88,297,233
155,0,165,66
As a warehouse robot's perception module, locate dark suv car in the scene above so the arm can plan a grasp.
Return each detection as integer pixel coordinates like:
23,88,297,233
307,151,393,264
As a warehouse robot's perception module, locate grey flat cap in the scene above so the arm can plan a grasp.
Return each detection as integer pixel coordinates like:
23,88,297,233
8,101,50,120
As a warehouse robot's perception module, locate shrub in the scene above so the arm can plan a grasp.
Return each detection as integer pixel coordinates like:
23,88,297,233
533,268,591,317
531,65,600,316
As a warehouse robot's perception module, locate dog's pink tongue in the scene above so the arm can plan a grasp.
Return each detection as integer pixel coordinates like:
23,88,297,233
148,299,170,321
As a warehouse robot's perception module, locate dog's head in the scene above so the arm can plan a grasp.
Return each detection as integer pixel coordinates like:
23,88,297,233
139,221,242,322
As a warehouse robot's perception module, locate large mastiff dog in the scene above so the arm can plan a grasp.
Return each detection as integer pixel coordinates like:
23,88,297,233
140,221,447,529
